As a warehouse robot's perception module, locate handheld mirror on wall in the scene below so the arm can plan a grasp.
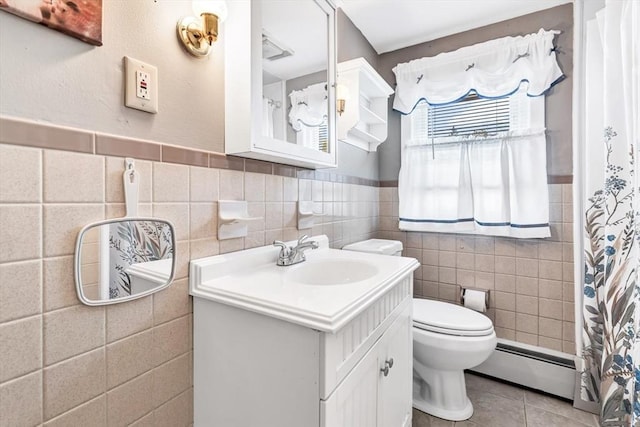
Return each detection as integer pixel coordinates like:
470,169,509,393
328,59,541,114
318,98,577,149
74,158,177,306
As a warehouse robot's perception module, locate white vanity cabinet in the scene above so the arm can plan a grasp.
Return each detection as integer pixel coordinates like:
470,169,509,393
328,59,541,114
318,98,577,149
193,281,412,427
190,239,417,427
321,303,412,427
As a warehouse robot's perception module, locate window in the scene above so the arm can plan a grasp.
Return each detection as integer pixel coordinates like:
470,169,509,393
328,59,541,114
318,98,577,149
399,87,550,238
424,94,509,138
406,88,541,146
318,122,329,153
393,29,563,238
295,121,328,152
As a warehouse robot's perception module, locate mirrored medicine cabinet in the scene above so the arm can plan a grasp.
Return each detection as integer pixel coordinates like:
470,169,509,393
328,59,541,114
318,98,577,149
224,0,338,169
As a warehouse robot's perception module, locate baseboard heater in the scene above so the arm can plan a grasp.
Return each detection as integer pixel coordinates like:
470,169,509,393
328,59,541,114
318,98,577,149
469,339,576,400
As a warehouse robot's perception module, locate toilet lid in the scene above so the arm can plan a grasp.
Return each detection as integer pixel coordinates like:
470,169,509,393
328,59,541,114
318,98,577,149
413,299,494,337
342,239,403,255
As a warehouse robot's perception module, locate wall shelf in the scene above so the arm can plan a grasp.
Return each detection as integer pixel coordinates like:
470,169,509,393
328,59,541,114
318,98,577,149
349,126,384,145
358,105,386,125
337,57,394,152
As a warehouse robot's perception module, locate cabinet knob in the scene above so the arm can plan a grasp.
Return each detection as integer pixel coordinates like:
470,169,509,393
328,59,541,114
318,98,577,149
380,364,390,377
380,358,394,377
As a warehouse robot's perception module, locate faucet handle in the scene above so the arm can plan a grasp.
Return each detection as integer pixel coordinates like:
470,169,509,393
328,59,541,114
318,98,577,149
273,240,290,255
297,235,309,245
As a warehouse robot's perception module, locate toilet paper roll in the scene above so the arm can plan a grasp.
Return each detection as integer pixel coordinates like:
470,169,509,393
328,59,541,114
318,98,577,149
463,289,487,313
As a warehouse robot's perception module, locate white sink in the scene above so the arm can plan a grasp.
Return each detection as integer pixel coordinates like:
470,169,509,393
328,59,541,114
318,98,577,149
286,259,378,286
189,235,419,332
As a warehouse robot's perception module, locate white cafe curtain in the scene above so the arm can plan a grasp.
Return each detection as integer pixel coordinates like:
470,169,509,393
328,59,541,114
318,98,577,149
398,129,551,238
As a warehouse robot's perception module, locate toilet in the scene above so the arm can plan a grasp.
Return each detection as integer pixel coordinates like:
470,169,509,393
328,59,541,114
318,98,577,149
412,298,496,420
342,239,497,421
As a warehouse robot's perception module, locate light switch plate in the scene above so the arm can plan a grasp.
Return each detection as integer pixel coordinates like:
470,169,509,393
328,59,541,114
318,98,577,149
124,56,158,114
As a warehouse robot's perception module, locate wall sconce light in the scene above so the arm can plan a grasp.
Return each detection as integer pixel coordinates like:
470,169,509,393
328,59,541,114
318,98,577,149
177,0,228,58
336,84,350,116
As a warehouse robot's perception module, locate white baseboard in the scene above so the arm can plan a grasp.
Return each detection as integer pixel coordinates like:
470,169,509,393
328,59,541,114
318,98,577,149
469,339,576,400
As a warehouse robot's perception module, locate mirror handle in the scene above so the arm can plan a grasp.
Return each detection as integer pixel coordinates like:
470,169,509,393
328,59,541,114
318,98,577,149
123,158,139,217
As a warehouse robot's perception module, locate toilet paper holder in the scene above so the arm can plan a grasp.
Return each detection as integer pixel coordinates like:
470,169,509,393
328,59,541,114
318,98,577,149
459,287,490,310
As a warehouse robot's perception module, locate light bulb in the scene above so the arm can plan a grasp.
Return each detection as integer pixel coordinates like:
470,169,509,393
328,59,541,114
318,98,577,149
192,0,228,22
336,84,351,101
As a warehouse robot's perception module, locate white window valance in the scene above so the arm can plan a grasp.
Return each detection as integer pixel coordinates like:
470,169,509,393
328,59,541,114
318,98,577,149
392,28,564,114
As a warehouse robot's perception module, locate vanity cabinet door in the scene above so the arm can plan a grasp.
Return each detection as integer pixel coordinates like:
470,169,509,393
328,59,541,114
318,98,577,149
320,338,380,427
321,303,412,427
377,306,412,427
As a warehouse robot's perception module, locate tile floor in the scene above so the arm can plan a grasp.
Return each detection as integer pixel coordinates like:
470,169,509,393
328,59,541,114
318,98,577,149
412,373,600,427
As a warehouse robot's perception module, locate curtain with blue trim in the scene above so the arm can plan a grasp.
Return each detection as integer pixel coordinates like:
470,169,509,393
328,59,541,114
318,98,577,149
392,28,563,112
395,27,557,238
579,1,639,425
398,129,550,238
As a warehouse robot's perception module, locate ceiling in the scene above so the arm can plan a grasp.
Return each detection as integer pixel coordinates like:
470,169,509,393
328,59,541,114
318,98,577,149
262,0,328,81
337,0,572,54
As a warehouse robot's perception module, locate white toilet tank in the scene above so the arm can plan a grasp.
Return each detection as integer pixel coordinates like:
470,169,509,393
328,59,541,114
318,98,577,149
342,239,403,256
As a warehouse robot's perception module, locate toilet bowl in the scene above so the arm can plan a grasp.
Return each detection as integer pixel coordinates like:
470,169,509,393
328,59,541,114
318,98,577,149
342,239,497,421
412,298,496,421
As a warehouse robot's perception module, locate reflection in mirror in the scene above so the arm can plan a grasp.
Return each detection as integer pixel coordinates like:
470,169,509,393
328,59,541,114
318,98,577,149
261,0,329,152
288,82,329,152
74,218,176,306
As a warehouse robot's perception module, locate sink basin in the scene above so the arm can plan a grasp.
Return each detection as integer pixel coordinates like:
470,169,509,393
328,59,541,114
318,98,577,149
286,259,379,286
190,234,419,332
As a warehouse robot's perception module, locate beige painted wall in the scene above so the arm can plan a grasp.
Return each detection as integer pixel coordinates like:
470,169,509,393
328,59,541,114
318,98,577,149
0,1,225,153
0,4,385,180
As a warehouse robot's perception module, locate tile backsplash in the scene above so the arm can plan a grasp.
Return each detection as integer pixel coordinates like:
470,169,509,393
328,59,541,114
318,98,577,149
0,121,378,425
0,116,576,426
378,184,576,354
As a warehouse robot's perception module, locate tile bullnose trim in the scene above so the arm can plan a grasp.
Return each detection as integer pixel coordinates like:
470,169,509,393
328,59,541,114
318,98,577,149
245,158,273,175
161,144,209,168
0,115,382,187
0,115,94,153
273,164,297,178
96,133,162,162
209,153,245,171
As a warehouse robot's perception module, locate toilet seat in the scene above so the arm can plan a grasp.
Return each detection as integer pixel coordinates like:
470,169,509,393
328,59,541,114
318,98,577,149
413,299,494,337
413,321,494,337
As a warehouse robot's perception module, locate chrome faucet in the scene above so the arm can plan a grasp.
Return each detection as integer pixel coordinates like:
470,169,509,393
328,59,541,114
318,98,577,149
273,235,319,266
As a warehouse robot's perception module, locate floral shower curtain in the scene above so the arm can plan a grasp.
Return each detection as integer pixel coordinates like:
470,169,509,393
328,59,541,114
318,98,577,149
580,1,639,426
107,221,173,299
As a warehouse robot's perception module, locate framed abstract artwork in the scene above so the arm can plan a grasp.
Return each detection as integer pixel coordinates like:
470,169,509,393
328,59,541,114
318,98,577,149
0,0,102,46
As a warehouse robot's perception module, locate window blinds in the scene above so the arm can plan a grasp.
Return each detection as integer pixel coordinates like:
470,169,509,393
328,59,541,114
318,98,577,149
412,95,510,140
